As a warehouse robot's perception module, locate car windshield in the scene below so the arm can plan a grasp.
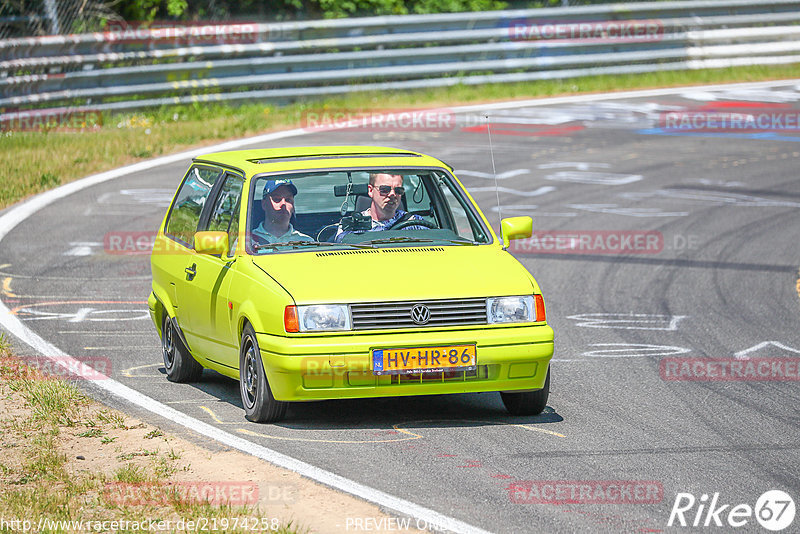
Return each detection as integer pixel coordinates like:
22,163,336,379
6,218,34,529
247,168,492,254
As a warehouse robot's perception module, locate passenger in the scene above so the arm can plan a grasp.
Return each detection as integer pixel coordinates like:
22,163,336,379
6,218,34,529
252,179,313,245
335,173,426,242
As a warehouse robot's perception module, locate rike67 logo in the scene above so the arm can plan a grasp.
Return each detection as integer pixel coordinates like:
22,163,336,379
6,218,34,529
668,490,795,531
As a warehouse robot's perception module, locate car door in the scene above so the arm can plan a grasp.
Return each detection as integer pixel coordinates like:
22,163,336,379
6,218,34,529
181,171,245,370
156,164,224,344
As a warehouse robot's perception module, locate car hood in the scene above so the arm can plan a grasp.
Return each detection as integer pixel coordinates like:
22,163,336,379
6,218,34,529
250,245,536,304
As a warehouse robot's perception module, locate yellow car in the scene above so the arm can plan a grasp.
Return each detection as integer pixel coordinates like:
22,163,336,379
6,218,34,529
149,146,553,422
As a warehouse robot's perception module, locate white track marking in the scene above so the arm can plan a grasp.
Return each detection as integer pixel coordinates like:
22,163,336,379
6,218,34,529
681,88,800,103
469,186,555,197
567,204,689,218
119,188,176,206
58,331,150,336
621,189,800,208
0,311,488,534
567,313,688,331
537,162,610,170
545,171,642,185
451,79,800,113
454,169,529,180
0,127,491,534
64,241,103,256
581,343,692,358
734,341,800,360
2,79,799,534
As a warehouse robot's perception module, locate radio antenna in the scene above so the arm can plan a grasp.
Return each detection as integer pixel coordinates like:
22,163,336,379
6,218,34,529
486,114,503,236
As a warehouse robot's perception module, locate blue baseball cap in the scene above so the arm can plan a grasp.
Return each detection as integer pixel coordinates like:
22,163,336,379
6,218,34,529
263,179,297,196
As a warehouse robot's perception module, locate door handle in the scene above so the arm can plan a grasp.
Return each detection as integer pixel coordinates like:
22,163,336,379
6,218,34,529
185,263,197,281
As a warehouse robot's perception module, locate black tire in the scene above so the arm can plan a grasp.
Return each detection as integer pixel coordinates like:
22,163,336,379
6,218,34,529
501,367,550,416
239,324,287,423
162,312,203,383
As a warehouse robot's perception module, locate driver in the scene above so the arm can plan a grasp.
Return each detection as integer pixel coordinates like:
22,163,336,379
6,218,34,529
334,173,426,242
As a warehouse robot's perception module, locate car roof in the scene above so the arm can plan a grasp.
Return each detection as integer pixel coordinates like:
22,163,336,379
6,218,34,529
192,146,451,177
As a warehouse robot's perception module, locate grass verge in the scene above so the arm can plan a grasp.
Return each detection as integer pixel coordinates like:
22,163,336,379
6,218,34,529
2,63,800,211
0,338,301,533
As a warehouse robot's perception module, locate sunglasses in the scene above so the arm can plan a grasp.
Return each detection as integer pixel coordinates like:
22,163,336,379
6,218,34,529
373,185,405,196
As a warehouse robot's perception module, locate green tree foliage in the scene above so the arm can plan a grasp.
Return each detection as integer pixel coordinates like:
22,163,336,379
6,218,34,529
107,0,672,24
111,0,512,21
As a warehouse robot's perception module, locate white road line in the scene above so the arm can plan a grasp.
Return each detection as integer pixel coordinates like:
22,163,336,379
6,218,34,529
469,186,556,197
58,331,151,335
450,78,800,113
454,169,529,180
0,127,491,534
2,78,798,534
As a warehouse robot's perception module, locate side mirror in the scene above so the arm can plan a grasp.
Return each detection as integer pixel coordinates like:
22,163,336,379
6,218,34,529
194,231,229,256
501,216,533,249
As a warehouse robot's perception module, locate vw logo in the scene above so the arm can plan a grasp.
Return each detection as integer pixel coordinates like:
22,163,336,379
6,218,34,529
410,304,431,325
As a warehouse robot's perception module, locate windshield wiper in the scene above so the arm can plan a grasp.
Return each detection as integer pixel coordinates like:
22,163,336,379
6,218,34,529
253,240,375,251
442,239,480,245
364,236,434,245
253,240,330,251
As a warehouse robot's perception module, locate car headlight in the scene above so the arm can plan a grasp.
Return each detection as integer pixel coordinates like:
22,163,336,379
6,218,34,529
486,296,535,324
285,305,351,332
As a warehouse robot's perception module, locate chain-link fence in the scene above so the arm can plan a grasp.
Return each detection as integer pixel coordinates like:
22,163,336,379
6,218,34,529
0,0,675,39
0,0,118,39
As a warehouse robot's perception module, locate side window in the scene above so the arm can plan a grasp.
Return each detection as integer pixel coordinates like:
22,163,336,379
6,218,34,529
165,166,223,247
439,176,490,243
404,174,431,213
207,173,245,256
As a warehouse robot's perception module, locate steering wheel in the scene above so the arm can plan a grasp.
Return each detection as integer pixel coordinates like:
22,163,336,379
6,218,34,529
316,224,339,242
389,218,438,231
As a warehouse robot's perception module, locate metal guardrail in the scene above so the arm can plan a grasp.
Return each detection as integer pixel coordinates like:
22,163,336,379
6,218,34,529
1,0,800,113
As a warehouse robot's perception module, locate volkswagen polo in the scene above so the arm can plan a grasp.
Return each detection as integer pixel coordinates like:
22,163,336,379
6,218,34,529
148,146,554,422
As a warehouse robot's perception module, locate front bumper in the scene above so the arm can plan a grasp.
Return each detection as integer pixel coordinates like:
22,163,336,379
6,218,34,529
256,323,554,401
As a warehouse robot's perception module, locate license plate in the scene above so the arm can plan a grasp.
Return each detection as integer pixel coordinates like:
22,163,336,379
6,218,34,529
372,345,477,375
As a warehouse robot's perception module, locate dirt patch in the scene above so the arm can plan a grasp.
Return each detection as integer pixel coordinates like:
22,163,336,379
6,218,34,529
0,356,424,533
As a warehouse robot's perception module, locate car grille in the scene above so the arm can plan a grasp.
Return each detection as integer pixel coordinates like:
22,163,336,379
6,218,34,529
390,365,490,384
350,298,487,330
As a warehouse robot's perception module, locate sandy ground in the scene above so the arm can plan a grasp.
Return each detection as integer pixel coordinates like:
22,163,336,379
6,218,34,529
0,367,425,534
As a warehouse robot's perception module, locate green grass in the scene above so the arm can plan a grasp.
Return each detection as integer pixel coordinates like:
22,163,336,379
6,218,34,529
9,376,87,427
78,428,104,438
2,63,800,211
113,463,149,483
97,409,127,429
144,429,164,439
0,349,302,533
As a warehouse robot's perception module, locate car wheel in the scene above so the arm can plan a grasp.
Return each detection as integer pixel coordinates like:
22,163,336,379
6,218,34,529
239,324,287,423
500,367,550,416
162,313,203,382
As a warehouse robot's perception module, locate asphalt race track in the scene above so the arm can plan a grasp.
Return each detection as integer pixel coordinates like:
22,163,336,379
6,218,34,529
2,80,800,533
